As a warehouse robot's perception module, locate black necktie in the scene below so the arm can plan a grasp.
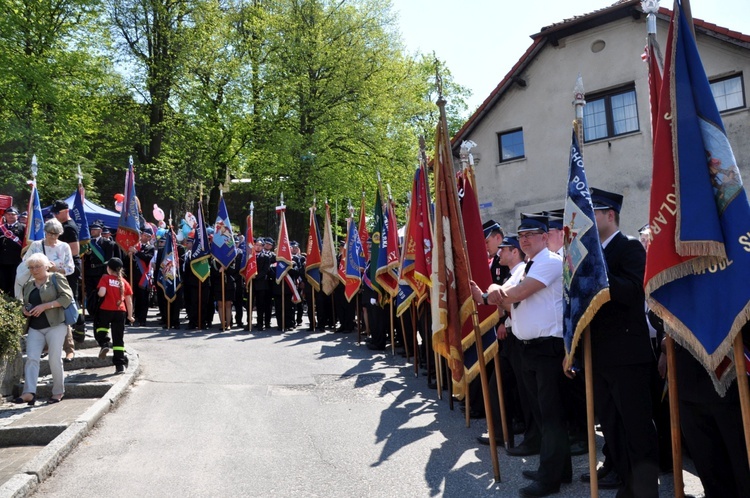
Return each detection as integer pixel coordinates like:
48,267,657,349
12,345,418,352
513,261,534,309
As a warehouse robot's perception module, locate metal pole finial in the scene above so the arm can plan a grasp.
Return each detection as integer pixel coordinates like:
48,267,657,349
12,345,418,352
31,155,38,179
573,73,586,120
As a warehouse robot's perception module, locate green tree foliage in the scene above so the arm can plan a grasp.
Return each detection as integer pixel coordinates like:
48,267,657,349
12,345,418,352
0,0,126,204
1,0,471,237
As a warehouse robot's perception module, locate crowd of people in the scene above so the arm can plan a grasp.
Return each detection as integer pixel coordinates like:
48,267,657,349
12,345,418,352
2,190,749,497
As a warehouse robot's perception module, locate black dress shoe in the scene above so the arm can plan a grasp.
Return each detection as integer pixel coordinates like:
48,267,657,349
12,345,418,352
366,343,386,351
596,471,623,489
506,444,541,457
522,470,572,484
519,481,560,497
476,435,504,446
580,465,612,482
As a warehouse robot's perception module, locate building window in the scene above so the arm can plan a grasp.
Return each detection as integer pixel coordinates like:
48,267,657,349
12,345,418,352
583,86,639,142
711,74,744,112
498,129,524,162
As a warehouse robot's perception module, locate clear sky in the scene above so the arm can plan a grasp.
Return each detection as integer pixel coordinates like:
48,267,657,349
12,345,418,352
392,0,750,113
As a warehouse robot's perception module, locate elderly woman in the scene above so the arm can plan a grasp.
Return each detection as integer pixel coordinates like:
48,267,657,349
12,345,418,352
14,252,74,405
15,219,77,361
15,219,75,296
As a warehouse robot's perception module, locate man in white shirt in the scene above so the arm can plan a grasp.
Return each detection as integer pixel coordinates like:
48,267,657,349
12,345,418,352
472,214,570,497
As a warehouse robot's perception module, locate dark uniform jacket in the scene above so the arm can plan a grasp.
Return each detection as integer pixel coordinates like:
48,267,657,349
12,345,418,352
589,231,654,367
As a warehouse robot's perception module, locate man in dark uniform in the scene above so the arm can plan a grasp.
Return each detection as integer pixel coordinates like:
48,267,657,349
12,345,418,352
270,239,297,331
0,207,25,296
669,323,750,498
466,220,510,418
84,221,118,349
580,188,658,498
334,241,355,333
253,237,273,330
484,219,510,286
290,241,306,326
127,228,155,326
233,236,246,328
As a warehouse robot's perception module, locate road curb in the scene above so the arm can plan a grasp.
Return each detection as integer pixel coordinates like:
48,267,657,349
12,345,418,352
0,349,141,498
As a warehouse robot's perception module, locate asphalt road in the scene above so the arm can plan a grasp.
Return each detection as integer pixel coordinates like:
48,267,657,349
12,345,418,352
30,314,705,497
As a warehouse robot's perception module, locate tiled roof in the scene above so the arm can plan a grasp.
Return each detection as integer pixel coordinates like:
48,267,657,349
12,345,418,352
451,1,750,151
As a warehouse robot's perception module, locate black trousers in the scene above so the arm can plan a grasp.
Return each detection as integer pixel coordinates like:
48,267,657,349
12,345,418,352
0,263,18,295
132,285,150,323
506,332,540,449
254,288,272,327
273,290,295,329
234,283,245,324
594,362,659,498
97,309,127,366
520,337,571,486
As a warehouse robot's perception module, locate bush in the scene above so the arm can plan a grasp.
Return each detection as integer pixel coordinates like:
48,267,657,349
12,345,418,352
0,291,24,360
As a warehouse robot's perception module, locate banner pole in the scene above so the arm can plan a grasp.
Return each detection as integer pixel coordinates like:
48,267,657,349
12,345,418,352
493,350,510,449
221,272,226,330
248,285,253,332
412,302,418,377
584,328,598,498
666,336,684,497
731,332,750,469
311,288,317,330
198,282,203,329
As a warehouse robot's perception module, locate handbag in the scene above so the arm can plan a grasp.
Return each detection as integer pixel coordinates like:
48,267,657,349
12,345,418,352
51,274,79,326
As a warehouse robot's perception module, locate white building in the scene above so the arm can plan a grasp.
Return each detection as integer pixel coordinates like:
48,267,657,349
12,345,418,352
451,0,750,235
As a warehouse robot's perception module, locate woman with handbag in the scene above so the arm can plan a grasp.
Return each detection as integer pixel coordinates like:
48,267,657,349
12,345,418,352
14,252,74,405
97,258,134,373
15,219,77,362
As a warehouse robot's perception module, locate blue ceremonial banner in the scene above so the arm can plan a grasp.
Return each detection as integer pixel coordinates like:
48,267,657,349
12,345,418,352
23,184,45,248
157,230,182,303
645,0,750,393
344,217,364,302
562,130,610,367
115,160,140,252
211,194,237,269
71,186,90,246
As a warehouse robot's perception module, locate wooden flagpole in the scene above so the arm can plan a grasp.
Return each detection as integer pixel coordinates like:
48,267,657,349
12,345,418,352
665,336,684,498
282,283,286,331
412,302,418,377
221,270,226,330
311,288,317,330
389,297,395,355
399,314,409,358
356,294,361,344
248,201,254,332
732,332,750,468
572,78,598,498
493,350,510,449
583,328,598,497
464,381,470,427
198,282,203,329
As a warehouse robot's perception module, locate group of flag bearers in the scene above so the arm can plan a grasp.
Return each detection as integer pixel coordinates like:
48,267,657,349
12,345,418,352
2,1,749,495
451,1,750,496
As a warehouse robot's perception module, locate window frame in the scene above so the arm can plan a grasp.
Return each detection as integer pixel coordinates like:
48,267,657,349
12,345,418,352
710,73,745,113
583,84,640,143
497,128,525,163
